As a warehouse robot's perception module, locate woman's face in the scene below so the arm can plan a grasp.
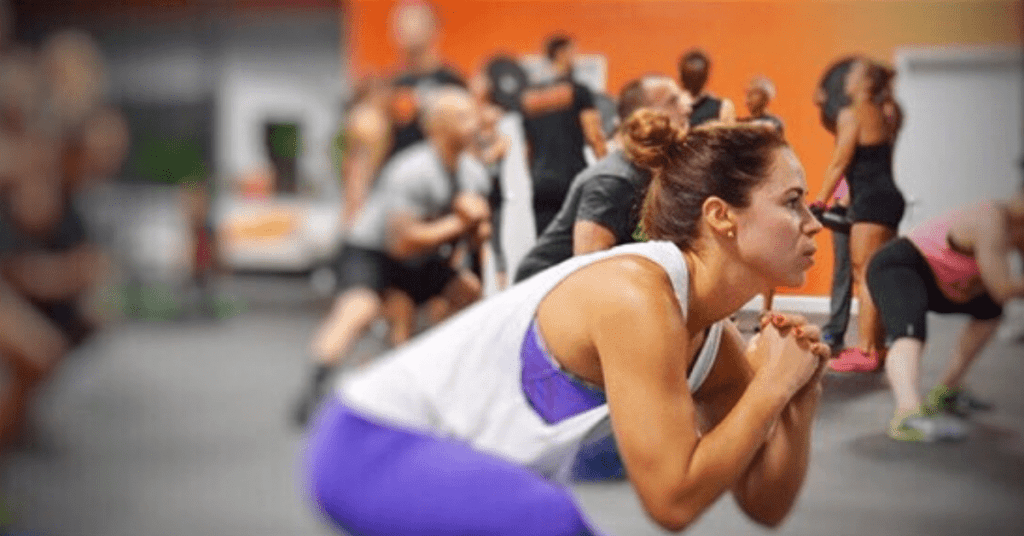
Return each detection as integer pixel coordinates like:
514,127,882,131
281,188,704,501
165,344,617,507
733,147,822,288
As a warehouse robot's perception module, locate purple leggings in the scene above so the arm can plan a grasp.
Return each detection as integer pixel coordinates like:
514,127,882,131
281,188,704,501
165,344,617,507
305,398,604,536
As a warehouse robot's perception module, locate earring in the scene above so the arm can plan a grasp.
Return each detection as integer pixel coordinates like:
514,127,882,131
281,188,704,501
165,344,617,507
727,230,735,238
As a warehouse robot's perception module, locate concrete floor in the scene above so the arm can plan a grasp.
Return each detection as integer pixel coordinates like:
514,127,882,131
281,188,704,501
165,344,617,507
2,275,1023,535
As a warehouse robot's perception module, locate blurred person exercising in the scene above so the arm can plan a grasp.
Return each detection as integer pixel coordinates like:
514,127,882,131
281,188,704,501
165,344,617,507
386,0,466,157
0,33,128,453
814,58,904,373
293,88,490,426
521,34,608,235
514,74,690,282
869,183,1024,441
678,48,736,127
811,57,858,354
305,113,827,535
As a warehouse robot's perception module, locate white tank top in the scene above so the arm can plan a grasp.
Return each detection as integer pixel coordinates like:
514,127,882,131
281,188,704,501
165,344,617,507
337,240,724,480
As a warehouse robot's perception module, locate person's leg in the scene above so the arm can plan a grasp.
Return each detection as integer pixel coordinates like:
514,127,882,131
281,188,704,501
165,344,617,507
0,288,68,453
938,317,1001,391
306,399,604,536
926,315,1002,416
294,287,383,427
822,229,852,352
849,222,895,357
864,240,966,441
381,288,416,347
310,288,384,366
885,337,926,413
440,269,482,314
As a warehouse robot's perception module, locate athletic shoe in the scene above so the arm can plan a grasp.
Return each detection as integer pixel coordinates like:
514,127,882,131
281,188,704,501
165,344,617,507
828,348,880,373
888,409,968,442
926,385,994,417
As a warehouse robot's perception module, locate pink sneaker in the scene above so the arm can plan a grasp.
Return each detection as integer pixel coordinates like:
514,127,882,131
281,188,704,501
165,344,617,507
829,348,880,373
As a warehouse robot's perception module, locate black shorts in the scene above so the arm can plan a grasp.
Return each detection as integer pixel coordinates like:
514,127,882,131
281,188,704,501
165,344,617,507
335,246,457,305
867,238,1003,344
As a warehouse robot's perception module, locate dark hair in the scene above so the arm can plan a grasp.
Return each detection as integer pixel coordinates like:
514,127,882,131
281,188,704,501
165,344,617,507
817,56,859,132
623,109,786,251
678,49,710,96
617,78,648,122
545,34,573,61
863,60,895,103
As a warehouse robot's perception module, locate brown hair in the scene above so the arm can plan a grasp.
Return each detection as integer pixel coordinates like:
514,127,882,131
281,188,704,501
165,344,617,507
623,109,786,251
864,60,895,103
677,49,710,96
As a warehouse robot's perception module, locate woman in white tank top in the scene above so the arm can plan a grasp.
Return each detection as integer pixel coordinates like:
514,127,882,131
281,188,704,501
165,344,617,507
306,110,828,535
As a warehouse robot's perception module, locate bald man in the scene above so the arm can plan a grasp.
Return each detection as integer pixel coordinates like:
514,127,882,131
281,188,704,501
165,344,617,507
514,75,690,282
294,88,491,426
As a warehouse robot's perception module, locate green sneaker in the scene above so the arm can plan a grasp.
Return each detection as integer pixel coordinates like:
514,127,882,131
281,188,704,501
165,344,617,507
888,408,968,442
926,385,994,417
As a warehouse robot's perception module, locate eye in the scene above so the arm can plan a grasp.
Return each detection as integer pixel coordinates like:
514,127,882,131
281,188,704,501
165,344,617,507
786,197,802,209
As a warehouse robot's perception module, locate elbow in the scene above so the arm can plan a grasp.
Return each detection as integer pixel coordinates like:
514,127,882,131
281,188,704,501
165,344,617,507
388,236,419,260
638,486,704,533
646,502,696,533
735,486,797,528
742,503,790,529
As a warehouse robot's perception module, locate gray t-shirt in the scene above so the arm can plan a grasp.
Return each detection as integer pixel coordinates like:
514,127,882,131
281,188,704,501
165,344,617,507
514,150,649,282
347,142,488,257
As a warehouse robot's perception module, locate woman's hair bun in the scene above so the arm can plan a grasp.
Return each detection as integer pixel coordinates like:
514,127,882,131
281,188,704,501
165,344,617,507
622,108,688,176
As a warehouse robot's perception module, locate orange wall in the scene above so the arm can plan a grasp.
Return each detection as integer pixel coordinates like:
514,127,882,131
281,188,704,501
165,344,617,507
344,0,1022,296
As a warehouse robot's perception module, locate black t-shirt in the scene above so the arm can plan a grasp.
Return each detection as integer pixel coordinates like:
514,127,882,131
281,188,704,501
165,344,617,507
389,67,466,157
521,78,596,209
514,150,649,282
689,94,723,127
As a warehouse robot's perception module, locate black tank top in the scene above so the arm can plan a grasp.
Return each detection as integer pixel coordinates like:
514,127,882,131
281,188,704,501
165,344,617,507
689,95,722,127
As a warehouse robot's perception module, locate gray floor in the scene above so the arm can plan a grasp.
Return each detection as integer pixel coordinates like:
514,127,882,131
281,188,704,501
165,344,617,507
2,276,1023,535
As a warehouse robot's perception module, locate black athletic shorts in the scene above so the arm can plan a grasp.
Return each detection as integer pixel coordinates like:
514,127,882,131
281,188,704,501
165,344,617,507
867,238,1003,344
335,246,457,305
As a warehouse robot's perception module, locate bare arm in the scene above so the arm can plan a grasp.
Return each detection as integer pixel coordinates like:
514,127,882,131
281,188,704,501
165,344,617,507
816,109,859,205
520,83,574,117
342,108,390,228
724,317,828,527
387,212,472,260
580,109,608,159
972,210,1024,304
387,193,490,260
591,261,818,531
718,98,737,124
572,220,616,255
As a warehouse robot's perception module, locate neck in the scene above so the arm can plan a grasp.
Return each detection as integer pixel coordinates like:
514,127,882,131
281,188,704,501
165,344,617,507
405,46,441,73
432,136,461,172
682,246,765,333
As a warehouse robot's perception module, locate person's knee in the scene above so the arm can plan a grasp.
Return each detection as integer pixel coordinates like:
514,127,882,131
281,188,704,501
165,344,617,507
448,271,482,307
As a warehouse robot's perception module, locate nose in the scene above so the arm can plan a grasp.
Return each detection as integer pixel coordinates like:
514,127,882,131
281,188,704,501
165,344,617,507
803,204,824,235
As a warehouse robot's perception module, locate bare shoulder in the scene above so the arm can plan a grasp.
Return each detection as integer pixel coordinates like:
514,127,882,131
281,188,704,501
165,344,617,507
348,104,389,141
573,254,684,329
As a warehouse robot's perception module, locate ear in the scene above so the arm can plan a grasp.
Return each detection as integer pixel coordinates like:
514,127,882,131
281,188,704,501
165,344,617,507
702,195,736,238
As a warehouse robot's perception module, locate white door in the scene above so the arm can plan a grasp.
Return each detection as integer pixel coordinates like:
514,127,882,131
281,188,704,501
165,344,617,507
894,46,1023,231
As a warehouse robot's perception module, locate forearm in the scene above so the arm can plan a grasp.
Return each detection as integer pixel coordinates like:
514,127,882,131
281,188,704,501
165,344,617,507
733,385,821,526
663,377,792,528
817,167,845,204
389,214,469,259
